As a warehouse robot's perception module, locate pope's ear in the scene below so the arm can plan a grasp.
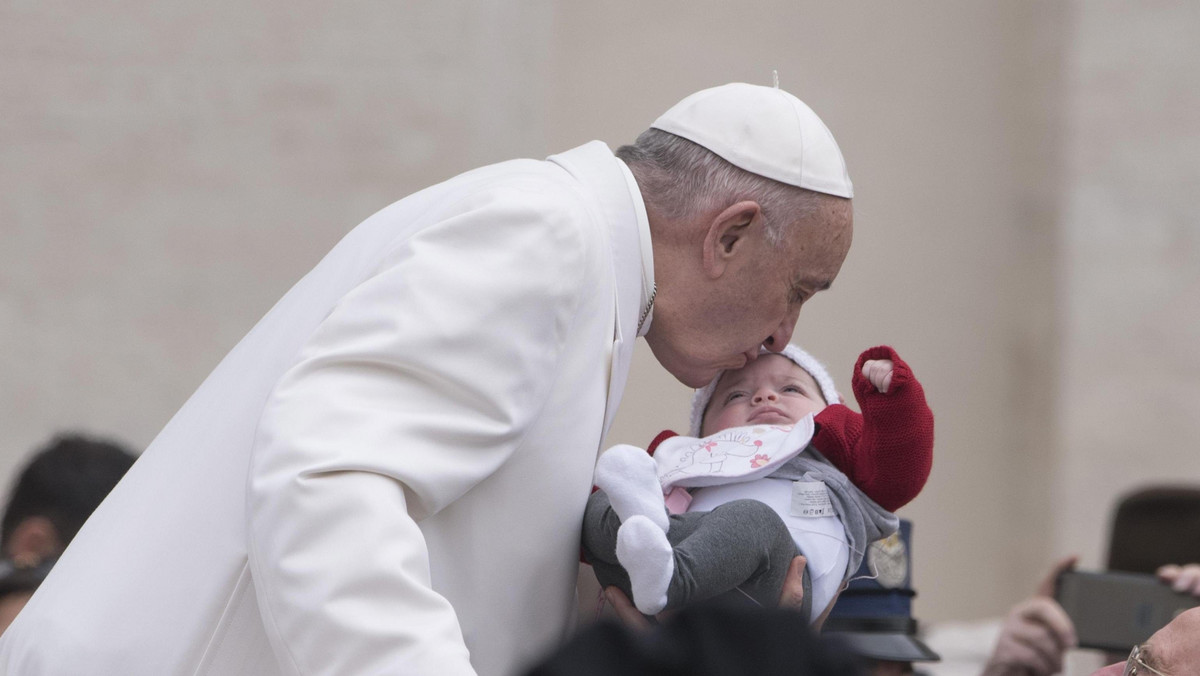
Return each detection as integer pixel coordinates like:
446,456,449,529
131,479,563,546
702,201,762,278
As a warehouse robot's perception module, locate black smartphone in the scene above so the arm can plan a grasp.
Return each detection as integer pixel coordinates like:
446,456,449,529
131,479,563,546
1054,570,1200,651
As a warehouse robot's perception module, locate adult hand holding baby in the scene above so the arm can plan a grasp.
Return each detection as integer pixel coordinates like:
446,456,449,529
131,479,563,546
603,554,810,630
779,555,810,612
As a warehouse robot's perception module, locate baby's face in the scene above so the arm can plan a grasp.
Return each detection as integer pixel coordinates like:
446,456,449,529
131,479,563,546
701,354,828,436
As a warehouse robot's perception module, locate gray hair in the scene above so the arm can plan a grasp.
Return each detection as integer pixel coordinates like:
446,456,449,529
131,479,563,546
616,128,836,245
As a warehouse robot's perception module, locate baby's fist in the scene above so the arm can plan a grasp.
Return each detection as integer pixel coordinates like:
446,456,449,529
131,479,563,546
862,359,894,393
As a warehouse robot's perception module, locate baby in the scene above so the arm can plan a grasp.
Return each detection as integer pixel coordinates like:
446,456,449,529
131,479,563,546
581,344,933,623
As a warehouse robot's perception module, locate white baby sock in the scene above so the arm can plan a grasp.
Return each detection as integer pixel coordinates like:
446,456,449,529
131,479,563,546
616,515,675,615
594,444,669,532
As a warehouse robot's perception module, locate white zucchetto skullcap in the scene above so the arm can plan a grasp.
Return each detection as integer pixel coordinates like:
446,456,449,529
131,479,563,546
651,82,854,199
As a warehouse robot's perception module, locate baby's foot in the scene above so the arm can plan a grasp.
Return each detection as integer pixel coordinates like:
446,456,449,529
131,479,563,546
616,515,674,615
594,444,669,531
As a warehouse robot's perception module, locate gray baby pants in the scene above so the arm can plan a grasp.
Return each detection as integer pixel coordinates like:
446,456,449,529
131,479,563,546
582,490,807,613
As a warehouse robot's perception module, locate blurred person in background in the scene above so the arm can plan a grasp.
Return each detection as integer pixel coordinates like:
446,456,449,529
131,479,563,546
917,560,1200,675
828,526,1200,675
522,603,865,676
927,484,1200,675
1,433,136,564
1090,604,1200,675
0,433,136,633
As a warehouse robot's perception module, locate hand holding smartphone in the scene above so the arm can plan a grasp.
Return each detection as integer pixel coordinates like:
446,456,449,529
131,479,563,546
1054,569,1200,651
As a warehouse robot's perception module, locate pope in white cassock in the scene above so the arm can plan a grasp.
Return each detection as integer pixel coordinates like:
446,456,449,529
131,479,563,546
0,83,855,676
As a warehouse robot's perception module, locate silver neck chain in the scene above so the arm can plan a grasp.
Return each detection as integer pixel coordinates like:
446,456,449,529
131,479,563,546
637,283,657,335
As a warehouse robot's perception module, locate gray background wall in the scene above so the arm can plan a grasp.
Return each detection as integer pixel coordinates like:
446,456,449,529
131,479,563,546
4,0,1199,654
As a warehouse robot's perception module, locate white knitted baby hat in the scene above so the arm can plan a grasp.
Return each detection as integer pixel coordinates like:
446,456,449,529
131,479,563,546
689,344,841,437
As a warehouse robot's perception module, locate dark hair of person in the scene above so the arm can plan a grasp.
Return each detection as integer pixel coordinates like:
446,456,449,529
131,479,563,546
1,433,137,551
522,603,864,676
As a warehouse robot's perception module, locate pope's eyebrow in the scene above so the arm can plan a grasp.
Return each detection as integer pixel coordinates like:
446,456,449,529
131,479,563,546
790,277,832,303
1143,644,1165,671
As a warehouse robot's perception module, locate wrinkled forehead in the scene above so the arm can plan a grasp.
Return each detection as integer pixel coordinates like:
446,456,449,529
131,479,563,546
782,197,853,291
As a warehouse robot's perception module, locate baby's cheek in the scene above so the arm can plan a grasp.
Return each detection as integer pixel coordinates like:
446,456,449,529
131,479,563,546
709,407,746,434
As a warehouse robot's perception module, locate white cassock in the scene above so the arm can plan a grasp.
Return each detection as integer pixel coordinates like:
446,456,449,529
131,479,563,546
0,141,651,676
